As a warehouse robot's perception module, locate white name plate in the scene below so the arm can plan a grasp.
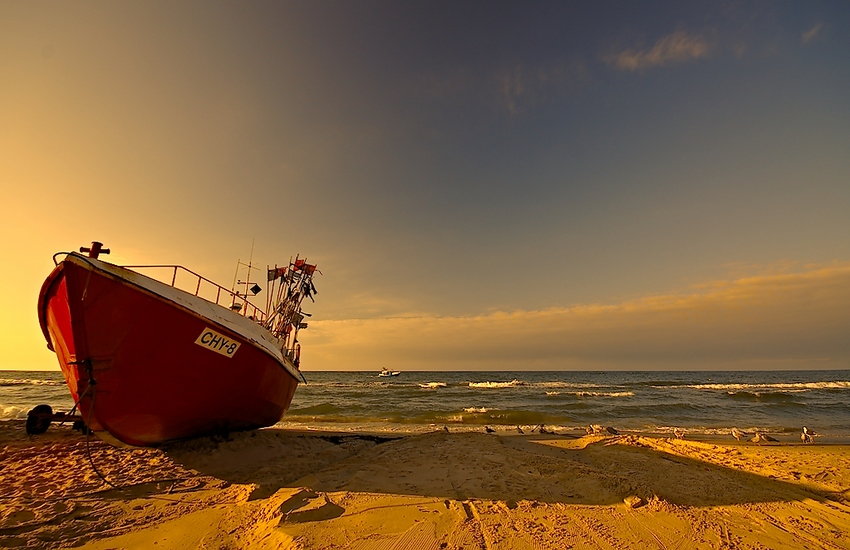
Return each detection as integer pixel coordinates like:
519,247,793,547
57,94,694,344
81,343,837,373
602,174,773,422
194,327,241,358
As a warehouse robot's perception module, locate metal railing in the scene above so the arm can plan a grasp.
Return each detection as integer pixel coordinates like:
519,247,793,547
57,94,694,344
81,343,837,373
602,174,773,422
123,264,268,323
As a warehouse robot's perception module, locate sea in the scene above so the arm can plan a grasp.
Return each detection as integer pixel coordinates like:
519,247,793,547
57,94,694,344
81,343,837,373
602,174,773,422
3,370,849,439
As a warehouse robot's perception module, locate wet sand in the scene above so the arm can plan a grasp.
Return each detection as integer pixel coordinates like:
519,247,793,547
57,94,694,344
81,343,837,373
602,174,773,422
1,420,849,549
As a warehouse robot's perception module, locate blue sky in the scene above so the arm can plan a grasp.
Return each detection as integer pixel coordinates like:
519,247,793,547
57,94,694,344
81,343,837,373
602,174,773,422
2,1,849,370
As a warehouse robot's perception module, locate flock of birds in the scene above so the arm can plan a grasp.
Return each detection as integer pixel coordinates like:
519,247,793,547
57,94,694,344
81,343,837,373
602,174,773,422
456,423,621,435
456,424,819,444
728,426,818,445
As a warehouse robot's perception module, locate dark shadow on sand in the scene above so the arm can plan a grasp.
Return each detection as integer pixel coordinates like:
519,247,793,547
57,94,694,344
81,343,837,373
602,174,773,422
162,428,842,508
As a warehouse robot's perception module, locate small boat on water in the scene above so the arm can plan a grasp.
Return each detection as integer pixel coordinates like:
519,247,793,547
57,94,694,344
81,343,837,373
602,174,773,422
378,369,400,377
37,241,319,446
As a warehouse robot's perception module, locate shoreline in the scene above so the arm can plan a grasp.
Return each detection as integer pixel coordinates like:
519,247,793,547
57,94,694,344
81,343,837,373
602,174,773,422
2,420,850,548
275,419,850,444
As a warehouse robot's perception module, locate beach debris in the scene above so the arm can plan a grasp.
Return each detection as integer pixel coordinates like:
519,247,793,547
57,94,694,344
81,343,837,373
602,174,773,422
731,428,749,441
624,495,644,508
674,428,685,440
485,426,496,434
802,426,816,444
751,432,778,445
516,425,524,434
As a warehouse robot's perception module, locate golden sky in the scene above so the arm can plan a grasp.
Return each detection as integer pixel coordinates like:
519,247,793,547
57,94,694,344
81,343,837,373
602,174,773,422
2,2,848,371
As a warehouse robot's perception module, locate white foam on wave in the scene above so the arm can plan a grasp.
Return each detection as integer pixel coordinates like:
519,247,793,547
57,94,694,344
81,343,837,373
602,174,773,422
463,407,489,413
572,391,635,398
0,378,63,387
672,381,850,391
545,390,634,397
468,379,523,388
419,382,447,389
0,405,26,420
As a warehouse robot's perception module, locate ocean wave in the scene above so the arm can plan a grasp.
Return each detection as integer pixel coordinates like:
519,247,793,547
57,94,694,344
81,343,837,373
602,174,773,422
0,378,63,387
468,379,524,388
287,403,343,416
301,381,400,389
725,390,807,400
0,405,27,420
571,391,635,398
544,390,634,398
661,381,850,391
419,382,447,389
463,407,489,413
532,382,607,389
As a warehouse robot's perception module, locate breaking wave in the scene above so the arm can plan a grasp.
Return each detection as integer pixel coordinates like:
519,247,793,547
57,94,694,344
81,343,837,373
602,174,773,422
0,378,63,387
673,382,850,391
468,379,524,388
571,391,635,398
419,382,447,389
0,405,27,420
545,390,634,398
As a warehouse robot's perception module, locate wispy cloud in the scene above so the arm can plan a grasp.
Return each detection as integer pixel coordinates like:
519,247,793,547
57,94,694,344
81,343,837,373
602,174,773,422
802,23,824,44
608,31,710,72
497,61,587,116
301,264,850,371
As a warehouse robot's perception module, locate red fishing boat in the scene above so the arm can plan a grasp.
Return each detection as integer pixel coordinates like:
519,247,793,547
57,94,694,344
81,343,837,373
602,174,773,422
37,241,319,447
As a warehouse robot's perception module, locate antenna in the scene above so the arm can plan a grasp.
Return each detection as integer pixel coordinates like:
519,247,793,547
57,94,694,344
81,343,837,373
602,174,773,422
245,238,255,300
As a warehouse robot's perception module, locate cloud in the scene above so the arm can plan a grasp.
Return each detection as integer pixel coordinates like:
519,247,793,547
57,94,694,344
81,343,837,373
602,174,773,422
608,31,710,72
496,61,586,116
300,264,850,371
802,23,824,44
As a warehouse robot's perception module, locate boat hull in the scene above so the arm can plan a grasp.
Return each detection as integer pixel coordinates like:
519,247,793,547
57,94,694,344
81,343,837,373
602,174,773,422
38,254,299,446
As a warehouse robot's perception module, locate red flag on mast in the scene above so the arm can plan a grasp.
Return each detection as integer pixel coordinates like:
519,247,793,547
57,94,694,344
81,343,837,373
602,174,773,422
267,266,287,281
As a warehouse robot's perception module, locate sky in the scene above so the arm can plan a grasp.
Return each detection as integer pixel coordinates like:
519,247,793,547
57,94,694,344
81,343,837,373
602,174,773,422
1,1,849,371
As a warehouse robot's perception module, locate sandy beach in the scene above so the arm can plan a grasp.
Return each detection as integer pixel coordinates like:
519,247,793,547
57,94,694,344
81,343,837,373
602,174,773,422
1,421,849,549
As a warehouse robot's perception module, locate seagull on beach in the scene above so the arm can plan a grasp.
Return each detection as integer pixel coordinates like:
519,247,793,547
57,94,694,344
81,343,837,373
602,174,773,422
674,428,685,440
731,428,749,442
751,432,777,445
516,425,524,434
801,426,816,444
443,426,450,433
485,426,496,434
538,424,549,434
